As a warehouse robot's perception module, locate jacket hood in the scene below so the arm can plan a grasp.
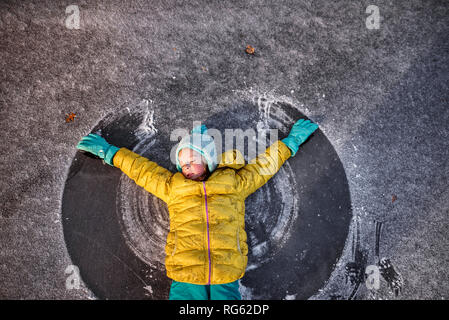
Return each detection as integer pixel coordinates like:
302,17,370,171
216,149,246,170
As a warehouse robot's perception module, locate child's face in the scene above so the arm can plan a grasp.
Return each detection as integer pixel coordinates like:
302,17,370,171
178,148,208,181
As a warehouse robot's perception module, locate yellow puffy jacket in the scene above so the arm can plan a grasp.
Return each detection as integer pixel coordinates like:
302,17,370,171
112,140,292,285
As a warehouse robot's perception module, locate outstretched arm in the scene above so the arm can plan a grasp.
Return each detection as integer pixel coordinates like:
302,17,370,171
236,140,292,199
76,133,173,203
236,118,319,199
112,148,173,203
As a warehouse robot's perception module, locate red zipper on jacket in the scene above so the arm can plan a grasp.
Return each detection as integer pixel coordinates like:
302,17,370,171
202,181,212,285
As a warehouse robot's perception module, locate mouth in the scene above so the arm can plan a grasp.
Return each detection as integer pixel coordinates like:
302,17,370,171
187,172,206,181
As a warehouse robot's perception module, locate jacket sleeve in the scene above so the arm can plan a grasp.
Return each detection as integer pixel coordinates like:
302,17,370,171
236,140,292,199
112,147,173,203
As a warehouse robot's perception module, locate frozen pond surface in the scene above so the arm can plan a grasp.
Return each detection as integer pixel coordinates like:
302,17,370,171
0,0,448,299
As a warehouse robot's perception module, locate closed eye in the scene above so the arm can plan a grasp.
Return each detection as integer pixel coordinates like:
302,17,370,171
182,163,191,169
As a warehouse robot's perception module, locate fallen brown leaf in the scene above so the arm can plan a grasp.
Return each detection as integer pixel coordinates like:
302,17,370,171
65,112,76,123
245,45,255,55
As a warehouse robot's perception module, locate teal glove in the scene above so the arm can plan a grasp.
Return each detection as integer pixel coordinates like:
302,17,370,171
281,119,319,157
76,133,120,166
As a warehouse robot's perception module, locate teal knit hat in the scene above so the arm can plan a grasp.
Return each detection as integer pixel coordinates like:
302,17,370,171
175,124,218,173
